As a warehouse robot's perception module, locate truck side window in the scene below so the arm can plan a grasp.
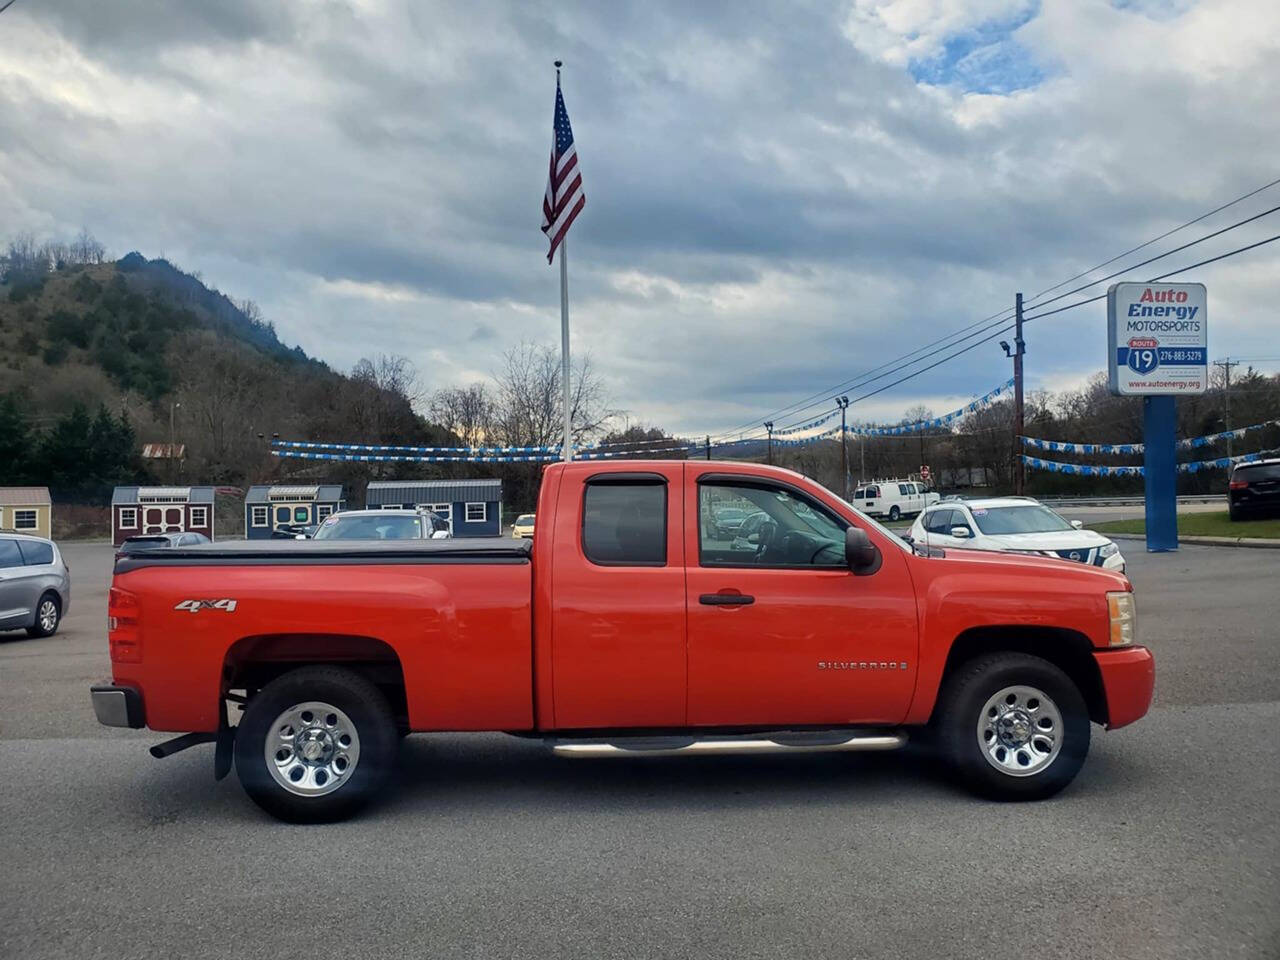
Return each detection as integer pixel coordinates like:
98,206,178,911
582,481,667,566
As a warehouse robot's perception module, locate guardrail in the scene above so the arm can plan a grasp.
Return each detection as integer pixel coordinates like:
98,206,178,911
1037,494,1225,508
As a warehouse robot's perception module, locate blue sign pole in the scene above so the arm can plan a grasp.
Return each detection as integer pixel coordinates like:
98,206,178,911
1143,395,1178,551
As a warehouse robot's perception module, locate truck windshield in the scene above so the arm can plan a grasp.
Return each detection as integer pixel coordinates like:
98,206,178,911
314,514,423,540
971,505,1074,535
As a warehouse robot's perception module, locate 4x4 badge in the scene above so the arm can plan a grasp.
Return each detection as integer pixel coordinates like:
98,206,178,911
175,599,238,614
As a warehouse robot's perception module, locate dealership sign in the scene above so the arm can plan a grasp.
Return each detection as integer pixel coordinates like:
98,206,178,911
1107,282,1207,395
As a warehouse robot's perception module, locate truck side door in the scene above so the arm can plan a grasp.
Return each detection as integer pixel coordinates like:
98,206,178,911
684,471,919,727
548,469,687,729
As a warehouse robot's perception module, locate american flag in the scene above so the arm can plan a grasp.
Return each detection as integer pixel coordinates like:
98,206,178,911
541,77,585,264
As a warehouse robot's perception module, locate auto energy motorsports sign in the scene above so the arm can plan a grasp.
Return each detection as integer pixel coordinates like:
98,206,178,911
1107,282,1207,395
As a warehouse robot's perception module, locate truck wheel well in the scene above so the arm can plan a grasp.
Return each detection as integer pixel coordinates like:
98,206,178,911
938,626,1107,726
222,634,408,731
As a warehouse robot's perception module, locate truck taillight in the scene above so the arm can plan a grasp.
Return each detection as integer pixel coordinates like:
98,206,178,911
108,587,141,663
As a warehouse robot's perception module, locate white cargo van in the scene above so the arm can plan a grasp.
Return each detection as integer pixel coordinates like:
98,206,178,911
852,479,938,521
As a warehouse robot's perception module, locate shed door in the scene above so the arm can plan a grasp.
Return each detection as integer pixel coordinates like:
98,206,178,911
423,503,452,534
142,507,165,534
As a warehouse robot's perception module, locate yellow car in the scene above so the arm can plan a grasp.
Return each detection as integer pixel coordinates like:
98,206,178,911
511,513,536,539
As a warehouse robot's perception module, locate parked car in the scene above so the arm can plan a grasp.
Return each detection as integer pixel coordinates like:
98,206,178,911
313,508,451,540
0,532,70,638
511,514,536,539
853,479,939,521
1228,458,1280,521
711,505,749,538
907,497,1126,572
118,532,210,556
93,460,1151,822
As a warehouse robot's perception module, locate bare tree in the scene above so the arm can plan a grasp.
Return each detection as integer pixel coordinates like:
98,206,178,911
491,341,616,448
70,228,107,265
430,383,495,447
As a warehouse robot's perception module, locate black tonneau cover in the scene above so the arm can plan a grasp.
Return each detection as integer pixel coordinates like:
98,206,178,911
114,537,532,573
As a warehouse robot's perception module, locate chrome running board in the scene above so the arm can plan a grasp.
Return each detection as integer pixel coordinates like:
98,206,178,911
550,732,907,759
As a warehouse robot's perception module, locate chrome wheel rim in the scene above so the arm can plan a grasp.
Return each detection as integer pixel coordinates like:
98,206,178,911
977,684,1062,777
265,701,360,797
38,600,57,632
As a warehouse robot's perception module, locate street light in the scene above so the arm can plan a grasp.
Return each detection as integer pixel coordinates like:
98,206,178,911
764,421,774,465
169,402,181,481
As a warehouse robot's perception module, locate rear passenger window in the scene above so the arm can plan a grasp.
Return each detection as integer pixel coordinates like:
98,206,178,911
17,540,54,565
582,480,667,566
0,538,23,567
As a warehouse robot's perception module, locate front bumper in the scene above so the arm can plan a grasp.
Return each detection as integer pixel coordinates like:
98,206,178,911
1093,646,1154,729
90,684,145,728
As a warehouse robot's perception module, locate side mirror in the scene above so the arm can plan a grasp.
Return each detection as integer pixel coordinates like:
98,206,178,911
1070,519,1083,530
845,527,880,573
950,526,972,539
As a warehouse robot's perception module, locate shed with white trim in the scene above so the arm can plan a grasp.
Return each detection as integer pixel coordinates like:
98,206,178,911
0,487,52,538
365,479,502,537
244,484,345,539
111,486,216,546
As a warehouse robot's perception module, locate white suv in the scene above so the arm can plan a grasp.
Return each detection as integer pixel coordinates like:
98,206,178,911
907,497,1126,572
853,480,938,521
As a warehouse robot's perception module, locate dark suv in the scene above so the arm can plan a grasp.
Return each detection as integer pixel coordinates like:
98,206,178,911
1228,458,1280,521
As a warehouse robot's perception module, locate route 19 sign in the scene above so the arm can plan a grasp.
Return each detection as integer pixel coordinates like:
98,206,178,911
1107,282,1207,396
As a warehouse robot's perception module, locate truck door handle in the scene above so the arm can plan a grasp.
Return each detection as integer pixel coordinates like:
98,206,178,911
700,593,754,606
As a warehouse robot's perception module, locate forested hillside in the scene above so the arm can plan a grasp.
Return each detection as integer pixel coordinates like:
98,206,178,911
0,237,451,501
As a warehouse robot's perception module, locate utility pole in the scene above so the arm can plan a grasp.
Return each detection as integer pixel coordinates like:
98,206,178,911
764,421,774,465
1003,293,1027,495
705,434,712,461
836,396,850,500
1213,359,1239,460
860,435,866,485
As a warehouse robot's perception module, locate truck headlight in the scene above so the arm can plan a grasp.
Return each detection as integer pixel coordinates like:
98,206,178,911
1106,591,1137,646
1100,542,1119,558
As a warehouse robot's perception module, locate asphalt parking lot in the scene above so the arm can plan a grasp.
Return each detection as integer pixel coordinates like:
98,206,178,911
2,541,1278,960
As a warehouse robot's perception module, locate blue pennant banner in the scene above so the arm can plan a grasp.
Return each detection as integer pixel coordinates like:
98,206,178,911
1021,418,1279,456
1021,449,1277,477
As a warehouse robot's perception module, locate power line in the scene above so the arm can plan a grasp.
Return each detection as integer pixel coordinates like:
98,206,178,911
0,0,20,14
712,175,1280,442
1022,232,1280,324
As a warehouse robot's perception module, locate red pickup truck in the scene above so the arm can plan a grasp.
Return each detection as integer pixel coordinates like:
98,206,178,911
91,461,1154,822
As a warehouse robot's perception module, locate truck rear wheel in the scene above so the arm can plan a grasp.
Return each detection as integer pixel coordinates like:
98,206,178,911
935,652,1090,801
234,666,397,823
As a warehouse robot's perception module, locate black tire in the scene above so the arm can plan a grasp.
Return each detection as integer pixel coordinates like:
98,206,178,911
888,505,901,522
235,666,397,823
934,652,1090,801
26,592,60,638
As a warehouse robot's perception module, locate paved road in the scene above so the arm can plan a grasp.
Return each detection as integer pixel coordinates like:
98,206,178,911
1,543,1277,960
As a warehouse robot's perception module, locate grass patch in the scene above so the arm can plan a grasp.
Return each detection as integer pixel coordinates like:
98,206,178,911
1091,510,1280,539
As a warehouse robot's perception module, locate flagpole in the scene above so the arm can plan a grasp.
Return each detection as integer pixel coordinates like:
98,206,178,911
560,234,572,462
556,59,573,463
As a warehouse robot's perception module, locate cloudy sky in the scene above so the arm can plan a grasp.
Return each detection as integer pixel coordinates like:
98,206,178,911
3,0,1279,440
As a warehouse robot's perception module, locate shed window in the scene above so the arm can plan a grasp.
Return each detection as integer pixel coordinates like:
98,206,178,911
189,506,208,528
465,502,487,522
119,507,138,530
582,480,667,566
316,504,334,520
13,510,38,531
251,506,269,527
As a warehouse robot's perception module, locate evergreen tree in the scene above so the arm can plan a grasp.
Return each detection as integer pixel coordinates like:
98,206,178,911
0,393,34,483
39,403,93,491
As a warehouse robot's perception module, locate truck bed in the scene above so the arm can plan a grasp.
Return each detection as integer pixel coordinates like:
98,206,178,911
114,537,532,572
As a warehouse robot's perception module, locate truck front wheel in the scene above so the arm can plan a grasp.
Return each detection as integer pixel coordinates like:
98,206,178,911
234,666,397,823
935,652,1090,801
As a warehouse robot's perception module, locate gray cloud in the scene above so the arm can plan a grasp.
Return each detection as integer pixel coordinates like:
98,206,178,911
3,0,1279,438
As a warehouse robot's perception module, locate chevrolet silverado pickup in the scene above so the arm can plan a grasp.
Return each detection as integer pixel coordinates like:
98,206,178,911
91,461,1154,822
